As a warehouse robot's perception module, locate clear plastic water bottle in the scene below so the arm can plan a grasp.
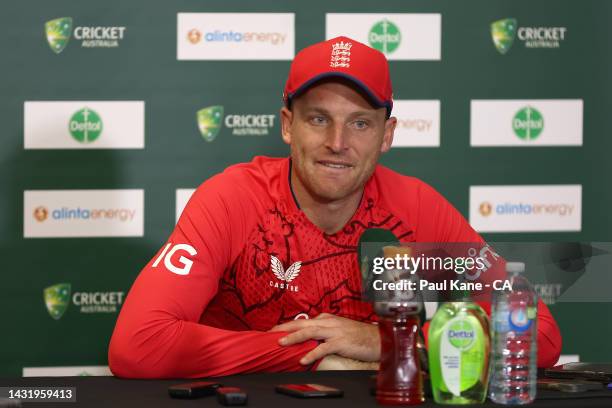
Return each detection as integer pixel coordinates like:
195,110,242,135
489,262,538,405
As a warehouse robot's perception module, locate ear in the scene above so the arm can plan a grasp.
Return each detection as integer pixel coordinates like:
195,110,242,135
280,107,294,145
380,116,397,153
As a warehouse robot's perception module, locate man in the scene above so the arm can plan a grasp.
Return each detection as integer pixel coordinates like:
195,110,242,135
108,36,561,378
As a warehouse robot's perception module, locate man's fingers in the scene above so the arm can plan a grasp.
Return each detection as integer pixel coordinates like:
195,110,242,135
271,314,340,332
278,326,336,346
300,342,337,365
269,319,312,332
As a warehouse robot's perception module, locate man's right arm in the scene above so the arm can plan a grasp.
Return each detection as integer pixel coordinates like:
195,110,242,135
108,176,318,378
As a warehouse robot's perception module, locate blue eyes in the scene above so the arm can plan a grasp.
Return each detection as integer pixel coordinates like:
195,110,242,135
309,117,369,129
353,120,368,129
311,116,328,125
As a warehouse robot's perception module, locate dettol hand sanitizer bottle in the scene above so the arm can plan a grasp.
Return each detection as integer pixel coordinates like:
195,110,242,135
428,287,491,404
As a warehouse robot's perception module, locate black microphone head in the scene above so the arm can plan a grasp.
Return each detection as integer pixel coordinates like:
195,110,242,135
357,228,424,318
357,228,399,264
357,228,399,294
357,228,399,288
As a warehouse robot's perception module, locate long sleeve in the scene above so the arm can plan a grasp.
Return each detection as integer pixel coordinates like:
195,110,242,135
108,174,318,378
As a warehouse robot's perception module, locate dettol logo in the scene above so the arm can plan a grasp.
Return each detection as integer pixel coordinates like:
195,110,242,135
513,106,544,140
369,19,401,55
69,108,103,143
448,319,475,350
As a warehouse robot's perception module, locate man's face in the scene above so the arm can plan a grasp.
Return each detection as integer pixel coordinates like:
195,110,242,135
281,80,396,204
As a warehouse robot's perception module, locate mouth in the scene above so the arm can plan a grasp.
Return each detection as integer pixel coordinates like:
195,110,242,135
316,160,353,170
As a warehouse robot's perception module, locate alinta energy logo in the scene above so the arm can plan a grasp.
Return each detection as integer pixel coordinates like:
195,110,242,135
45,17,126,54
33,206,49,222
479,202,493,217
69,107,103,144
479,201,575,217
196,105,276,142
32,206,136,222
369,19,401,55
491,18,567,54
188,29,286,45
44,283,125,320
187,29,202,44
512,106,544,141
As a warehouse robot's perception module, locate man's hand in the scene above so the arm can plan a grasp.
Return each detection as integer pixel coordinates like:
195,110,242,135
316,355,379,371
269,313,380,365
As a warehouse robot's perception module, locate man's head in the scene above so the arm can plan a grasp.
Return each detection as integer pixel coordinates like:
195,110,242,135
281,36,397,204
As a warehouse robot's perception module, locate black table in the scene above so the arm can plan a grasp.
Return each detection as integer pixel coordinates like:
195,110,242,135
2,370,611,407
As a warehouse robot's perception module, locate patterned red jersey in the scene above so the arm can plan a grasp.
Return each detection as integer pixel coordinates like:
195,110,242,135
109,156,561,378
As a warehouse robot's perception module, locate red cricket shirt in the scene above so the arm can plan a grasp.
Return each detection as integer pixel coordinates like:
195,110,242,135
109,156,561,378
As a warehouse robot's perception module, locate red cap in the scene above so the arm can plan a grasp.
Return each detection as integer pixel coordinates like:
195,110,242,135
283,36,393,117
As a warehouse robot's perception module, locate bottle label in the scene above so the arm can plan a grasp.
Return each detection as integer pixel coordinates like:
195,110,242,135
508,306,535,332
440,316,485,396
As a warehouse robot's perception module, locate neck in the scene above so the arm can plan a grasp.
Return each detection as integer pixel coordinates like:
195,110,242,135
290,164,363,235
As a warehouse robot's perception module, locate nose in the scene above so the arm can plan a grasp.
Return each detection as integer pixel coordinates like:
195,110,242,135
326,123,348,153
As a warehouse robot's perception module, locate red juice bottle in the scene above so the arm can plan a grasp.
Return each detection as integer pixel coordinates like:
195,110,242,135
376,309,424,405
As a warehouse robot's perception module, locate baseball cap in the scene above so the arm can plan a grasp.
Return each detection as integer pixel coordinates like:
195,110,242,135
283,36,393,117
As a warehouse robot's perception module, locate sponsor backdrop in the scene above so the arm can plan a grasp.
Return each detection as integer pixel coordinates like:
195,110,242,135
0,0,610,376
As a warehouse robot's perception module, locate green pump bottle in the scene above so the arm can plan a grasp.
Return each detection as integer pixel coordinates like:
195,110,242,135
427,289,491,404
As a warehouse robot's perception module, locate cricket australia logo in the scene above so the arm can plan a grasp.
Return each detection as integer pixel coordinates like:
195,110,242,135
330,41,352,68
269,255,301,292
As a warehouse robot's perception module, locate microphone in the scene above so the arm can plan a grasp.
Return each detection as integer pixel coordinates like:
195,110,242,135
356,228,424,319
357,228,399,302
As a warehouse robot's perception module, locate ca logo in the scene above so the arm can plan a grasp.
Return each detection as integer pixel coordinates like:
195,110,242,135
152,243,197,275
